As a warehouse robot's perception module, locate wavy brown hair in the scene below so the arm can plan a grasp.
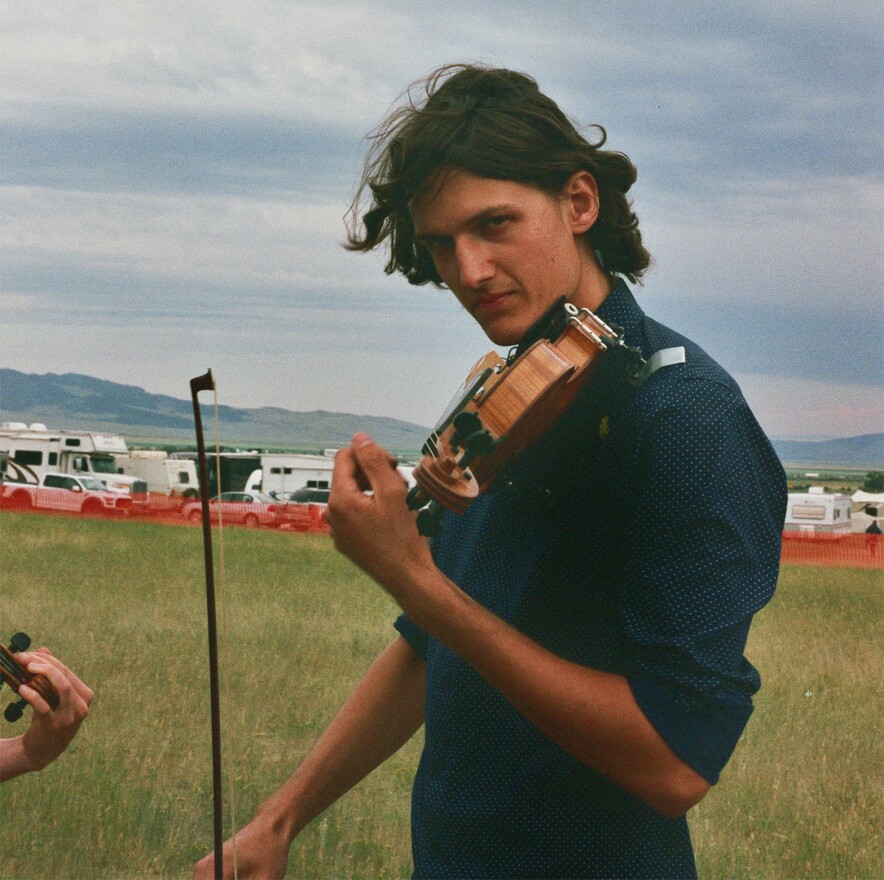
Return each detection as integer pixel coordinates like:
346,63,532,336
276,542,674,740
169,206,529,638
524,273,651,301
346,63,651,285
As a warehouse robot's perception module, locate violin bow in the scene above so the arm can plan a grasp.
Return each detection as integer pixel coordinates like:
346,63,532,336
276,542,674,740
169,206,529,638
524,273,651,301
190,369,227,878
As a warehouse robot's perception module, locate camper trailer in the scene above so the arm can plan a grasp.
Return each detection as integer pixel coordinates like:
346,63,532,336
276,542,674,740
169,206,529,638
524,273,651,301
170,451,261,497
246,452,416,498
0,422,147,505
247,452,336,497
784,488,852,534
113,450,199,499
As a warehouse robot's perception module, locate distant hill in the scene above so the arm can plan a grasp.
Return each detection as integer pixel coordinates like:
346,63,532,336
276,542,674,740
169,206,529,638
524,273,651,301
1,368,881,466
770,434,883,469
0,369,431,453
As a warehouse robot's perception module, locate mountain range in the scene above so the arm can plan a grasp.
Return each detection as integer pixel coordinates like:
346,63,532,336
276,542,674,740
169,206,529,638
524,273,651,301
1,368,882,466
0,369,430,453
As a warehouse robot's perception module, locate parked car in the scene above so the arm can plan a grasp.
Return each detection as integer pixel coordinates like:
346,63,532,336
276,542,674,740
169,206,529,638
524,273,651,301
275,501,327,531
271,487,330,504
1,472,132,515
182,491,280,528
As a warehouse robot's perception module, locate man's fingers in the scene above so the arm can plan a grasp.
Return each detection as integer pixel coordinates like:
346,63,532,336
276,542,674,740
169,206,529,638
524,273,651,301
20,652,94,707
25,661,69,697
332,447,371,496
331,434,402,500
350,434,405,496
17,683,50,715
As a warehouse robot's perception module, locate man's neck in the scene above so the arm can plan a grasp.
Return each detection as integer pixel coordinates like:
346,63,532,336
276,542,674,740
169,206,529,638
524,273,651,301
570,257,617,313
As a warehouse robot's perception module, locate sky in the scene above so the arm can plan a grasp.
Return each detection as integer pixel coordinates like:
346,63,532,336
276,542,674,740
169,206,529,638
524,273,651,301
1,0,881,441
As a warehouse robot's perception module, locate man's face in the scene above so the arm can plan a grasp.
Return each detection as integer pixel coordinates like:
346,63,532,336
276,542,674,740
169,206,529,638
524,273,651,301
411,169,601,346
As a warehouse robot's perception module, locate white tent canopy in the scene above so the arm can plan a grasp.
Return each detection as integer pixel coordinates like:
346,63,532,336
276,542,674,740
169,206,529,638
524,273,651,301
850,491,884,514
851,492,884,531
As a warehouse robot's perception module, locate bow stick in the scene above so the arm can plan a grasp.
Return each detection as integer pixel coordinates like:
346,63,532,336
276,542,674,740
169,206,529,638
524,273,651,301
190,369,225,878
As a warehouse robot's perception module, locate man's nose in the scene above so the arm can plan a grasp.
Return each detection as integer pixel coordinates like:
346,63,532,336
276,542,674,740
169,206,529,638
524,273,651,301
455,238,495,288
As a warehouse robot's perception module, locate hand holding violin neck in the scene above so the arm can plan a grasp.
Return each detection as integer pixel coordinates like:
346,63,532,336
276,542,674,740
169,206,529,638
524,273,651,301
0,634,61,722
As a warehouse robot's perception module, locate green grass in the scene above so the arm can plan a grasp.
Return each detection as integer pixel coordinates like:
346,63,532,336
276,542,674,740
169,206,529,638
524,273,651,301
692,565,883,878
0,513,881,878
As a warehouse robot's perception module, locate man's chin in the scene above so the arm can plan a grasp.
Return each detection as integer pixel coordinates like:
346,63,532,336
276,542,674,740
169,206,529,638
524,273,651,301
477,311,539,346
480,323,523,347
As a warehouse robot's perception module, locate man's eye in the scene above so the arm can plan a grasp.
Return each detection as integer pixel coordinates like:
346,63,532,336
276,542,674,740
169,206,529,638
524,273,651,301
484,216,509,231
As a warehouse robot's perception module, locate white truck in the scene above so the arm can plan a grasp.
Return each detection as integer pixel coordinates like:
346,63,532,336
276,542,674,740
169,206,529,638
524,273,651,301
0,422,147,508
1,472,133,515
112,450,199,499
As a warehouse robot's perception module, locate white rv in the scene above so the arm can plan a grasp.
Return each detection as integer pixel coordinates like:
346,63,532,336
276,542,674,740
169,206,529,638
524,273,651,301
245,451,417,498
112,450,199,499
0,422,147,504
247,452,336,496
784,487,852,534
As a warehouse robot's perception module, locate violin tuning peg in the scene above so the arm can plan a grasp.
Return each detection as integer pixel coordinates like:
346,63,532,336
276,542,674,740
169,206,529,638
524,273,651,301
406,485,428,511
10,632,31,652
452,411,482,432
4,699,25,723
416,501,446,537
450,412,482,448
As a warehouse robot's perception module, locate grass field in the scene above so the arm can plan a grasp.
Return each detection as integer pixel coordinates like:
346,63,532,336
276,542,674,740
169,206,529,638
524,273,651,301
0,512,881,879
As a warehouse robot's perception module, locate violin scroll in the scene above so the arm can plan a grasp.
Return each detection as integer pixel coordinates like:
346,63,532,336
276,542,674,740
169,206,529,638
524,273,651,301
0,632,61,722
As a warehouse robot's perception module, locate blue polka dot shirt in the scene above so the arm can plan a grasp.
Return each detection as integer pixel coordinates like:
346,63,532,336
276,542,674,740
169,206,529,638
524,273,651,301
396,281,787,879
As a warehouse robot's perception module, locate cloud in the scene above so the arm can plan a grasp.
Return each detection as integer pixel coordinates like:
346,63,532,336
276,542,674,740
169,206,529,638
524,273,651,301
1,110,362,198
1,3,406,124
737,373,884,441
0,0,880,440
640,175,883,311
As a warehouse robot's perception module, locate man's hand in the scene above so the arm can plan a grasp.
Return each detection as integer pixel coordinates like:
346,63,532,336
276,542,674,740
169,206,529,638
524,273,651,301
193,812,290,880
19,648,93,771
326,434,435,606
1,648,93,782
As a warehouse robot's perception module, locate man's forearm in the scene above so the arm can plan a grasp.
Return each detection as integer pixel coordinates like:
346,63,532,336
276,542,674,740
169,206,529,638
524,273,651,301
0,736,36,782
404,574,709,817
257,635,426,841
330,437,708,816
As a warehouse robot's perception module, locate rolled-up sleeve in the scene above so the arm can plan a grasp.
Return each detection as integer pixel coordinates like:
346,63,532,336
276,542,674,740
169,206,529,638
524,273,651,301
394,612,430,661
619,377,785,783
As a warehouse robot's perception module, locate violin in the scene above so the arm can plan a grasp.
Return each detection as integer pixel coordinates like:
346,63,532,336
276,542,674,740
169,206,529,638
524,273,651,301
0,632,60,722
406,301,643,536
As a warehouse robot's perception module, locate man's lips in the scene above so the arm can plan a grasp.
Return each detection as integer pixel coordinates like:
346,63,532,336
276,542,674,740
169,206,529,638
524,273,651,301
474,291,514,311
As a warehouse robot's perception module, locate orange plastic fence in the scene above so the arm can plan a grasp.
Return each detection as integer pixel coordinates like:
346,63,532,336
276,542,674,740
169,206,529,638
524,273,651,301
780,532,883,569
0,490,329,534
2,492,883,568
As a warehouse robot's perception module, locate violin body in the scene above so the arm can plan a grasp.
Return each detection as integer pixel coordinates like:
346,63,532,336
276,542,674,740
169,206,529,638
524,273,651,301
0,633,60,722
408,303,630,532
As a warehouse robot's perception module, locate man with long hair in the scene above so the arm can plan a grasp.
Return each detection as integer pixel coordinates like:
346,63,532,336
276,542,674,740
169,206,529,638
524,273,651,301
196,64,786,879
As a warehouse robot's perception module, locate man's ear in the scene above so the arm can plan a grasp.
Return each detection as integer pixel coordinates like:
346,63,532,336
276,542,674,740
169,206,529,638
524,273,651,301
562,170,600,234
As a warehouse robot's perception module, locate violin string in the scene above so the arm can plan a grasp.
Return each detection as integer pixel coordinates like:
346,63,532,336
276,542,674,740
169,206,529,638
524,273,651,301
0,659,21,679
0,650,25,681
212,380,239,880
0,661,22,684
424,432,441,458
